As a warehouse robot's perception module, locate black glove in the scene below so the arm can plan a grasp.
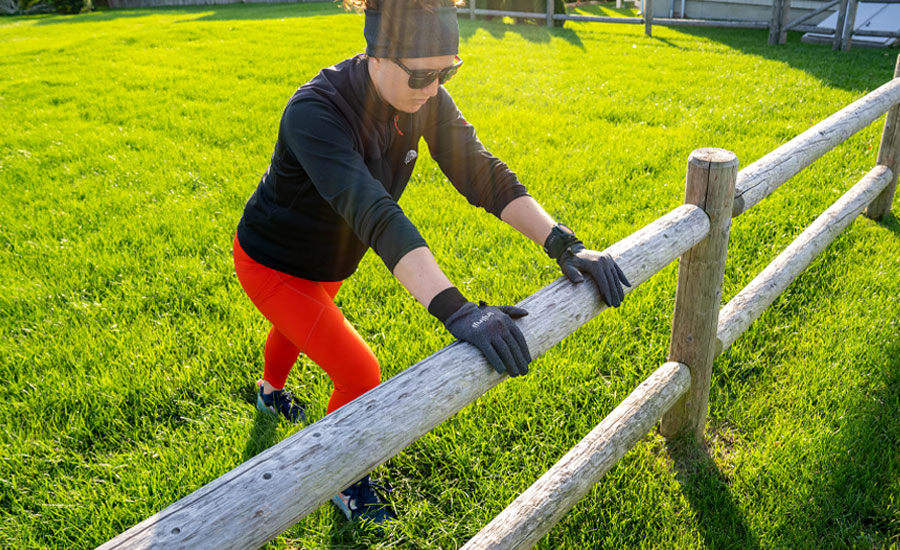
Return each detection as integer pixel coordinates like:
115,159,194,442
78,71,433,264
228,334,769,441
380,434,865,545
428,288,532,377
544,223,631,308
445,301,532,376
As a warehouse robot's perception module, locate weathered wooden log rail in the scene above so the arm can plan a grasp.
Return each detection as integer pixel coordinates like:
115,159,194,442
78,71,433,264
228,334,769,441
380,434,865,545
731,76,900,217
98,58,900,550
717,165,892,355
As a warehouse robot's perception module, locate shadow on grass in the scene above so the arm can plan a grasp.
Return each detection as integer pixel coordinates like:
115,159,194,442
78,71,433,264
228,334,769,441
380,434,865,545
706,208,900,545
665,435,761,549
802,336,900,545
31,3,587,49
459,16,586,49
875,210,900,237
241,382,279,462
326,515,387,549
545,3,895,92
570,1,638,18
185,1,342,22
650,34,687,50
669,27,897,92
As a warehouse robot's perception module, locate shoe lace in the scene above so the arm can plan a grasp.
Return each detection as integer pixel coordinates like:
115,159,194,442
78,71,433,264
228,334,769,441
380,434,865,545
271,389,297,415
347,476,387,509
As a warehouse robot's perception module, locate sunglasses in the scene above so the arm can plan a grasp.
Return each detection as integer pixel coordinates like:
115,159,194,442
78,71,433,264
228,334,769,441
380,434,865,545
392,56,463,89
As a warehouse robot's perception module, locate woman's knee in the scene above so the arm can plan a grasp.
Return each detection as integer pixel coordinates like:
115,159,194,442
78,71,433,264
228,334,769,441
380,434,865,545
342,358,381,394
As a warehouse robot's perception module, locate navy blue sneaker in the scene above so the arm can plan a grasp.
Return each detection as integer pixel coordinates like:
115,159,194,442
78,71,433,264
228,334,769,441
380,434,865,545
331,475,396,529
256,380,305,423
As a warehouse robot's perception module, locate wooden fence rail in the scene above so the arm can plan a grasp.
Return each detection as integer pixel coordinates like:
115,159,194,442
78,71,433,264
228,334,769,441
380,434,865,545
717,164,893,355
97,205,710,550
554,13,769,28
732,77,900,217
869,59,900,220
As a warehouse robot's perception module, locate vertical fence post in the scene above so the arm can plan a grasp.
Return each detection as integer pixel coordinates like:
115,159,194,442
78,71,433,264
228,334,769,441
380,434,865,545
470,0,475,20
546,0,554,28
778,0,791,44
866,55,900,220
841,0,858,51
768,0,783,45
644,0,653,36
659,149,738,442
833,0,849,50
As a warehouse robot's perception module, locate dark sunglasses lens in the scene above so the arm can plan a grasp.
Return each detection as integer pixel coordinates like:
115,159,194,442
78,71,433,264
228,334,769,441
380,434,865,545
438,66,459,84
408,72,438,89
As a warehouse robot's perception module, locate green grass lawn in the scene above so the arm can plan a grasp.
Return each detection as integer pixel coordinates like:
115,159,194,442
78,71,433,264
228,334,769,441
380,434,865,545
2,3,900,548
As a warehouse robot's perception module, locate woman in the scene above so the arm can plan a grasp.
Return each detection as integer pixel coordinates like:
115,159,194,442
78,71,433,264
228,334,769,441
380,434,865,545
233,0,630,527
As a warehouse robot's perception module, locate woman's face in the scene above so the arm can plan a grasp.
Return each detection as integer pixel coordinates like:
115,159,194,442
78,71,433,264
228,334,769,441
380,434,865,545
368,54,457,114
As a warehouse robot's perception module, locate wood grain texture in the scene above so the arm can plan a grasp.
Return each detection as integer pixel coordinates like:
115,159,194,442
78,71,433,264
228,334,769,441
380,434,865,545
660,149,738,441
460,362,691,550
732,76,900,217
644,0,653,36
866,55,900,220
96,205,710,550
717,165,892,355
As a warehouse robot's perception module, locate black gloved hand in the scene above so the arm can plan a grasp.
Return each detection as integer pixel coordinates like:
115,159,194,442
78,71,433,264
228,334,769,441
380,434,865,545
559,245,631,307
544,223,631,308
443,301,532,377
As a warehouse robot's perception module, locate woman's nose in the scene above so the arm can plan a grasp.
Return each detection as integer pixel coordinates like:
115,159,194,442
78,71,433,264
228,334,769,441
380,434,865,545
424,78,440,97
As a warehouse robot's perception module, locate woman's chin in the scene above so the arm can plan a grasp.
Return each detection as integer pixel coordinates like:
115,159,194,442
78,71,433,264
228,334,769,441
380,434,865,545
401,99,429,114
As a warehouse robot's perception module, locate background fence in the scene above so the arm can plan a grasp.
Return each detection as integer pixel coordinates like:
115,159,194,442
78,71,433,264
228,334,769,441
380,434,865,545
95,0,900,51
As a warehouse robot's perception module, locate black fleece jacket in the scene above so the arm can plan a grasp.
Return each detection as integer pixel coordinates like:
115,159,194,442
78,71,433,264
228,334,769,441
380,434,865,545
237,54,529,281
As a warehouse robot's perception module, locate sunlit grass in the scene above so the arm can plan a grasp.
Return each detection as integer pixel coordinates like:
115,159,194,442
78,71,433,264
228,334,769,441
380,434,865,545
1,4,899,548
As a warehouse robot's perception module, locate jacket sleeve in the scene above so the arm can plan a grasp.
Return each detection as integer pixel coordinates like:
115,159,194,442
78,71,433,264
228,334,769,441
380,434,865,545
281,99,427,272
422,87,530,218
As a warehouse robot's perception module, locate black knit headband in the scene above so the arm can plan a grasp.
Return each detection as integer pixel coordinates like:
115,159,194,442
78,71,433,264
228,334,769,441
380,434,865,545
364,6,459,58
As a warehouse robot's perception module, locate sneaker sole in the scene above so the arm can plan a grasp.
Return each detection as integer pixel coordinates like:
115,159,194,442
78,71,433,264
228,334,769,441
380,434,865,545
331,493,352,520
256,394,279,418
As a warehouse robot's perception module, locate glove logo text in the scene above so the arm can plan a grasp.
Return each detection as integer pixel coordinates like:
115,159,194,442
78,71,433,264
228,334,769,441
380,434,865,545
471,311,494,329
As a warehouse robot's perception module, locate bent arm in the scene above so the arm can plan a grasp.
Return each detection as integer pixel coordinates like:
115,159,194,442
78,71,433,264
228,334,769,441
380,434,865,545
499,195,556,248
391,246,454,308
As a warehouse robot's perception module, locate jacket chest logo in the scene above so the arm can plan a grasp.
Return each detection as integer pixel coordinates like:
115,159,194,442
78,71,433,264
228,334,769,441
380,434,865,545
404,150,417,165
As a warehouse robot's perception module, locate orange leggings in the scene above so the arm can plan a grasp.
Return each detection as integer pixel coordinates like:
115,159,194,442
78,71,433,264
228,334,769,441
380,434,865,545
232,234,381,414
